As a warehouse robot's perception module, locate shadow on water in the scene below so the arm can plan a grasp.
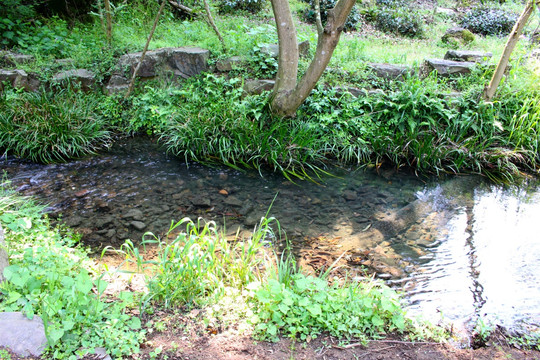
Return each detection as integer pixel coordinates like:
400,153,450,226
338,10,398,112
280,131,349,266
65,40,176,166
2,137,539,336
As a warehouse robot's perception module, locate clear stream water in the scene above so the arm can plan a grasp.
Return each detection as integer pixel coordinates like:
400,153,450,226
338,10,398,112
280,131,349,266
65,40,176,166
2,138,539,337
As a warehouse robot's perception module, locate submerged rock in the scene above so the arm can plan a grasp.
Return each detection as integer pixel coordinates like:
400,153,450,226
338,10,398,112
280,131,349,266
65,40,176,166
130,221,147,231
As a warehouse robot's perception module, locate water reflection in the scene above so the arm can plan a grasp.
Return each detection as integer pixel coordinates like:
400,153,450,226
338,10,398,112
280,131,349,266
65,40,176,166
405,180,540,334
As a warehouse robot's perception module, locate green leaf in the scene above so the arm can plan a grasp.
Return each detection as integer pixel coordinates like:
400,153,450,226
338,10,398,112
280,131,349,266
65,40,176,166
307,304,321,316
75,272,92,294
128,317,142,330
95,279,108,294
6,291,22,304
47,328,65,346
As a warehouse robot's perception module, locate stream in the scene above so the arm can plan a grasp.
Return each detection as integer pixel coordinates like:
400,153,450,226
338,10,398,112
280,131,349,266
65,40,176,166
2,137,539,339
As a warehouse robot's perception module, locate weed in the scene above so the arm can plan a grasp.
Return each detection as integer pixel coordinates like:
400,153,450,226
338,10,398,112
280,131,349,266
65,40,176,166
118,214,277,309
0,185,145,358
250,273,408,341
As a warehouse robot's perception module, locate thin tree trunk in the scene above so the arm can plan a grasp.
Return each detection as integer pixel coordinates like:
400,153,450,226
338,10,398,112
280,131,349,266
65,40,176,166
314,0,324,36
269,0,299,107
201,0,226,51
104,0,113,45
270,0,356,117
125,0,167,99
482,0,536,101
97,0,105,33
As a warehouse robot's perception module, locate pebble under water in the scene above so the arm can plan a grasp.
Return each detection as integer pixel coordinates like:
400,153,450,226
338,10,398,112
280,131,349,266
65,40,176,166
2,137,539,338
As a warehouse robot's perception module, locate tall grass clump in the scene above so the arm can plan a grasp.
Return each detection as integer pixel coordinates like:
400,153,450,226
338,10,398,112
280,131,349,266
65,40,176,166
0,88,111,163
161,74,328,180
0,184,144,358
118,215,278,308
297,70,540,181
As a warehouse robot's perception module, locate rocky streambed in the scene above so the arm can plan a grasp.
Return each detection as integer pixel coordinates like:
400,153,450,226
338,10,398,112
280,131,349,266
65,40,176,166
2,137,539,338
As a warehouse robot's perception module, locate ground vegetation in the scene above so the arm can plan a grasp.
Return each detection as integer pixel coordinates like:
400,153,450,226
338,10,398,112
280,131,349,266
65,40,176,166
0,0,540,357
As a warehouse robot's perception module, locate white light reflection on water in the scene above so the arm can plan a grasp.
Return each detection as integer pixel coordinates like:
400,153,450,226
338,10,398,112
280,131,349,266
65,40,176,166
472,185,540,330
404,180,540,333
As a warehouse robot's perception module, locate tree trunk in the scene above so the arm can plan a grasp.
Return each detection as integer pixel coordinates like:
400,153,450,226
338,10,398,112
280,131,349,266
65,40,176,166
269,0,299,110
104,0,113,45
482,0,536,101
269,0,356,117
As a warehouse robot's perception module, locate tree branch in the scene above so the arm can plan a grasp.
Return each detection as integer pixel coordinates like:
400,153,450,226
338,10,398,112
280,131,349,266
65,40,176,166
482,0,536,101
201,0,226,51
168,0,195,16
125,0,167,99
314,0,324,36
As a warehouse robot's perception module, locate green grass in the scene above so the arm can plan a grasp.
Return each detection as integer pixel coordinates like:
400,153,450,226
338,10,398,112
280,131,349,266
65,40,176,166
0,88,111,163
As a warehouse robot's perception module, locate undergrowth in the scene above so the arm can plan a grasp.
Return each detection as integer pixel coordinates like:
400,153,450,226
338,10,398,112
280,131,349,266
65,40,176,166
0,184,144,359
0,88,111,163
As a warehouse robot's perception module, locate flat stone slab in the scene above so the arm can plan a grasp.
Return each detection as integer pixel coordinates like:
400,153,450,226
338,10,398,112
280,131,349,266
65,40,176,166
0,312,48,357
423,59,476,76
117,47,210,79
444,50,492,63
52,69,96,91
367,63,410,80
259,40,310,58
1,51,35,65
216,56,246,72
243,79,275,95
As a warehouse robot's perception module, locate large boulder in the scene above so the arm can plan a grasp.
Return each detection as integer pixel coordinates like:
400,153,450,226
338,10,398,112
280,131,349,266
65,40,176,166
116,47,210,79
422,59,476,77
0,225,7,283
441,27,475,47
0,312,48,357
367,63,410,80
444,50,492,63
52,69,97,91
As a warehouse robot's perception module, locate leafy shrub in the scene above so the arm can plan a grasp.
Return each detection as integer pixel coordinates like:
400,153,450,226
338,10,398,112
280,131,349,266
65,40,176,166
461,7,517,36
16,18,74,57
0,89,111,163
0,187,145,358
375,6,424,37
120,85,185,135
161,74,327,180
217,0,266,14
249,45,278,78
251,274,407,341
0,0,38,48
302,0,361,32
